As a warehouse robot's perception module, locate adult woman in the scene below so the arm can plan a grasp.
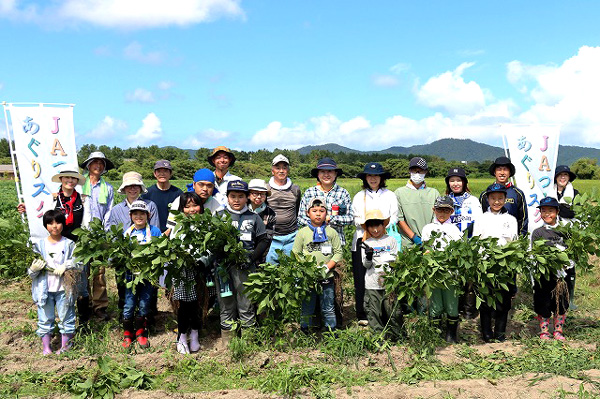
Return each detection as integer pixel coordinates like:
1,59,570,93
553,165,579,309
445,167,483,319
351,162,398,325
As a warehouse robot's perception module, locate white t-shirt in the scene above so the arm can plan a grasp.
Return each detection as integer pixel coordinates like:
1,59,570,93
44,238,67,292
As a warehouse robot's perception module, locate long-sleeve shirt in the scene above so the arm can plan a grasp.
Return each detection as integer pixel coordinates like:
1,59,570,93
480,183,528,236
472,209,518,246
213,171,241,207
82,178,114,228
422,218,463,250
351,188,399,251
106,198,160,232
298,184,353,246
394,181,440,247
449,192,482,237
29,237,77,306
361,234,398,290
292,225,343,280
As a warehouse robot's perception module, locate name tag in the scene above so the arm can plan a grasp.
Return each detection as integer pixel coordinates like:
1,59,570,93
321,244,332,255
240,232,252,242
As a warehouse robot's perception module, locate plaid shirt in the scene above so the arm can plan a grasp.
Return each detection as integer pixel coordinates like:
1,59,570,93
298,184,354,245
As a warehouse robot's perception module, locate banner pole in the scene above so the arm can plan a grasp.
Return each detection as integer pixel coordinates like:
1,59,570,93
2,102,26,224
500,123,517,186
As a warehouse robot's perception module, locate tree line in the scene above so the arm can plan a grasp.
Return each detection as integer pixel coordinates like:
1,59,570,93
1,139,599,181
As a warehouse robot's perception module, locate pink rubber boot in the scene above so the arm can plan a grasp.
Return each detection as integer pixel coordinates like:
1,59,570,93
538,316,551,340
56,333,74,354
554,314,567,341
41,334,52,355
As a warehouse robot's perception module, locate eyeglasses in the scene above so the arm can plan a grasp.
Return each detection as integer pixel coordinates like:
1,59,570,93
250,192,266,197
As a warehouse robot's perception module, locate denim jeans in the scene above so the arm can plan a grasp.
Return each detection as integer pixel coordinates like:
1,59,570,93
123,274,153,320
266,231,297,264
301,281,336,329
37,291,76,337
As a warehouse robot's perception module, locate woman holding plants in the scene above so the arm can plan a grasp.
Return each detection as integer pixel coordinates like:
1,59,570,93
351,162,398,326
553,165,579,310
445,167,483,319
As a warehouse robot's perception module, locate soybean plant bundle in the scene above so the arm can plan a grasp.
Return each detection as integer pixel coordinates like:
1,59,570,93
529,238,571,283
244,251,325,322
0,214,39,278
555,192,600,273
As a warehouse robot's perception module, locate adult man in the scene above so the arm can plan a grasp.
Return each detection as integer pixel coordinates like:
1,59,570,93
394,157,440,248
207,146,240,207
79,152,115,321
141,160,183,233
265,154,301,264
479,156,528,236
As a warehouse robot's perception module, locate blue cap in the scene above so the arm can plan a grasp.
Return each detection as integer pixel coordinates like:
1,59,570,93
538,196,560,209
486,183,508,195
227,179,249,194
193,168,215,183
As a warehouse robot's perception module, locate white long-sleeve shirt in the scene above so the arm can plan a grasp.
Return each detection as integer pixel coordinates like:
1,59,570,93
422,218,463,250
472,210,518,246
351,188,399,251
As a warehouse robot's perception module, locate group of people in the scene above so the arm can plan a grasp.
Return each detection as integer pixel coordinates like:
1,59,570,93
18,145,581,355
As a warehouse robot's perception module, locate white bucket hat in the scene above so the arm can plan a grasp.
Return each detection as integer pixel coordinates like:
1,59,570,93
51,165,86,186
118,171,147,194
248,179,271,196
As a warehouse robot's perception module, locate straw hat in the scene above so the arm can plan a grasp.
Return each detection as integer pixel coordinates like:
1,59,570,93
51,165,86,186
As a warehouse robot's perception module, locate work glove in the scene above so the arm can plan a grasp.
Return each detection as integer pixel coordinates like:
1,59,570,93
52,263,66,277
319,264,330,279
30,259,46,273
412,235,423,246
365,246,374,261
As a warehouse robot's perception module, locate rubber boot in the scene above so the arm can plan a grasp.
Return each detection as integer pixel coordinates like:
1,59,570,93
122,319,134,349
77,296,92,326
56,333,74,354
41,333,52,355
553,314,567,341
177,333,190,354
135,317,150,348
479,309,493,343
567,276,577,310
220,329,235,349
494,311,508,342
538,316,551,340
189,329,201,352
445,317,459,344
463,284,479,320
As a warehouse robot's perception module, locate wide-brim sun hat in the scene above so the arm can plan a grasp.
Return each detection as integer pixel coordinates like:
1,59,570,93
489,156,516,177
248,179,271,196
360,209,390,230
356,162,391,180
51,165,86,186
554,165,576,182
118,171,148,194
207,146,236,168
310,157,343,178
79,151,115,172
445,167,469,185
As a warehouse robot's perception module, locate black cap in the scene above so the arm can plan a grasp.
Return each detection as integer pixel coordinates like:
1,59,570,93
356,162,391,179
434,196,455,210
445,167,468,185
537,196,560,209
554,165,576,182
226,179,249,194
489,156,516,177
409,157,428,170
486,182,508,195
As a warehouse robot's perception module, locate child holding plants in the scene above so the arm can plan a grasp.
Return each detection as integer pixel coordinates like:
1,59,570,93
360,209,402,340
218,180,268,345
531,196,572,341
121,200,162,349
422,196,463,343
29,209,79,355
472,183,518,342
170,192,206,354
292,197,343,332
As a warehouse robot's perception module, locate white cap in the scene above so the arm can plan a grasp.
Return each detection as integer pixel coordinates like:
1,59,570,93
129,200,150,214
272,154,290,166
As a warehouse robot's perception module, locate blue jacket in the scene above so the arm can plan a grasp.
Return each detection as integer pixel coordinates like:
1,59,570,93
479,183,529,236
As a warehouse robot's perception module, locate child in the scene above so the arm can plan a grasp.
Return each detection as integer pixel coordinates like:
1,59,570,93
292,197,343,332
29,210,79,355
171,192,205,354
472,183,518,342
531,197,571,341
248,179,276,264
422,196,463,343
360,209,402,340
121,200,162,349
218,180,268,345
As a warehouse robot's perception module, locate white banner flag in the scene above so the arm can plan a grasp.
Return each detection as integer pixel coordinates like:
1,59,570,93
502,124,561,233
4,103,77,240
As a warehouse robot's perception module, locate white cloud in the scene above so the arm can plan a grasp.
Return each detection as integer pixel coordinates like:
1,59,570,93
183,128,231,148
0,0,245,29
88,116,128,139
416,62,486,116
125,88,155,103
372,74,399,88
390,63,410,74
158,81,174,91
127,113,162,145
123,42,163,64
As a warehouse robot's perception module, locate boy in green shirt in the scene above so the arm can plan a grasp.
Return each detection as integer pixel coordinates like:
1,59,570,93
292,197,343,331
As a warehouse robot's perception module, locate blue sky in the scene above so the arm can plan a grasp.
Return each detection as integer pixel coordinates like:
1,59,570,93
1,0,600,151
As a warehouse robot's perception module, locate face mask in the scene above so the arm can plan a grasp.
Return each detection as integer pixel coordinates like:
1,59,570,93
410,172,426,185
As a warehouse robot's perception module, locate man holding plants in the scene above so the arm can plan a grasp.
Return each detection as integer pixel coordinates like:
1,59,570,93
265,154,302,264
